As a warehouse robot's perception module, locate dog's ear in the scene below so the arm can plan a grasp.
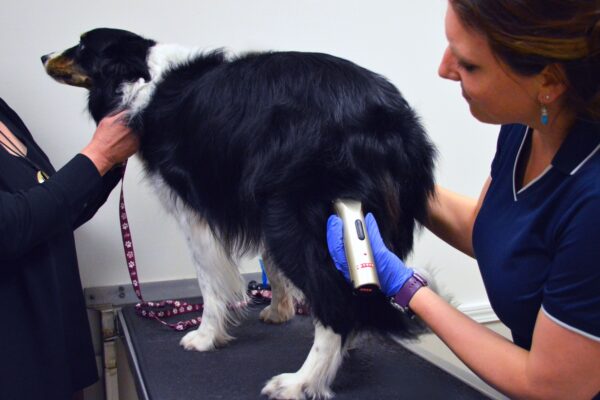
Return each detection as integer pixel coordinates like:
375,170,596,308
97,38,154,83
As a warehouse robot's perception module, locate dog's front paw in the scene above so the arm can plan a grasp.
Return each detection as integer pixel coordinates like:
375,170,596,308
261,373,333,400
179,329,223,352
261,373,306,400
259,303,295,324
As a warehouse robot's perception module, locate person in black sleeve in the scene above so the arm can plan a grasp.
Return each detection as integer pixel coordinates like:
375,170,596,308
327,0,599,398
0,97,138,400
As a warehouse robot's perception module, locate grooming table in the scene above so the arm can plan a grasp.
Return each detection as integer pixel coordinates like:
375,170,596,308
118,299,492,400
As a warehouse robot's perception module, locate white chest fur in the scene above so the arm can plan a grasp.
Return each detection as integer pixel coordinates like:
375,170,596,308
119,44,219,116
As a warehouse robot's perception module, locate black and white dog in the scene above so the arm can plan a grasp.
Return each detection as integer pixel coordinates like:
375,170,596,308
42,28,436,399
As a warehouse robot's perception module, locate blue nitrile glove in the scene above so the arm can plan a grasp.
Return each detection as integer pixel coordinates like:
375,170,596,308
326,212,414,296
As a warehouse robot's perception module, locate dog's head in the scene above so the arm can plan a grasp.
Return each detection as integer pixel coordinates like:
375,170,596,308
42,28,156,122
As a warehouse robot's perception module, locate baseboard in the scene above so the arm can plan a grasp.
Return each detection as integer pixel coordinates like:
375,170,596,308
85,276,500,326
457,302,499,324
84,273,263,307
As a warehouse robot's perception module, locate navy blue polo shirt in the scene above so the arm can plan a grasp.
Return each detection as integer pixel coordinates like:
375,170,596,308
473,120,600,350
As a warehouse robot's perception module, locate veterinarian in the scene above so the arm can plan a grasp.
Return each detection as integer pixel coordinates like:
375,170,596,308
328,1,600,398
0,97,138,400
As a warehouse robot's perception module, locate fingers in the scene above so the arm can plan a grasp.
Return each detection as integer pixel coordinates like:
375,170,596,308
326,214,351,280
365,212,386,250
106,108,129,121
99,110,130,129
326,215,344,265
327,214,342,231
97,111,137,142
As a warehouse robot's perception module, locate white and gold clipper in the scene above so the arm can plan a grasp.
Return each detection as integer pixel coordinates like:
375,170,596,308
333,199,381,294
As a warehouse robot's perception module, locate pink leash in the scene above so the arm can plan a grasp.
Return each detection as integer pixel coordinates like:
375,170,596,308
118,163,208,331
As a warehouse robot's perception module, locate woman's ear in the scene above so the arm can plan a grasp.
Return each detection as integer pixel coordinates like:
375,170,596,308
537,64,568,103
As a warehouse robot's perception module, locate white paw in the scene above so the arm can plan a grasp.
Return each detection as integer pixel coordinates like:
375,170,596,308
259,303,295,324
179,329,219,352
261,373,333,400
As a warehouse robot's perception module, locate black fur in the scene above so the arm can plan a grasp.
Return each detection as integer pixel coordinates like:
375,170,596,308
45,28,436,339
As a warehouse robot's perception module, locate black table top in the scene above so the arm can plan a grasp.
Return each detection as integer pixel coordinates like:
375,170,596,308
119,299,490,400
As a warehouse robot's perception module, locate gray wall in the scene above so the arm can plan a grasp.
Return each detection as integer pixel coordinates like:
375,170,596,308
0,0,498,316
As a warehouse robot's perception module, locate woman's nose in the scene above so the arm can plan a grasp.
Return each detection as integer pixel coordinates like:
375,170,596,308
438,47,460,81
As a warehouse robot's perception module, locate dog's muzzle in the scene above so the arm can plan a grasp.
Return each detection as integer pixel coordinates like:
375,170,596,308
41,52,92,89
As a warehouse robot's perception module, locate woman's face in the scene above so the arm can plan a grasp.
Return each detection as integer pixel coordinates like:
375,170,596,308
438,2,540,126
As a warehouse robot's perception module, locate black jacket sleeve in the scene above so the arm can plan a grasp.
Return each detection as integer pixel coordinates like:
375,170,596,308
0,154,104,260
72,164,124,229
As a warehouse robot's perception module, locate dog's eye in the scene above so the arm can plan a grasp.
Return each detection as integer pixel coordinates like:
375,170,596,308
79,43,86,51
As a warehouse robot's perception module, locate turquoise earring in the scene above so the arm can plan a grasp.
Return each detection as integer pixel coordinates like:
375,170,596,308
541,105,549,125
540,94,551,125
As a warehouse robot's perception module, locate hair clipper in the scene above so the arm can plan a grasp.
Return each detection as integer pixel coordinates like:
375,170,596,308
333,199,380,294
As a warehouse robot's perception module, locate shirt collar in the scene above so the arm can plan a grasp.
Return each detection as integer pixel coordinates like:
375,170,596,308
551,118,600,175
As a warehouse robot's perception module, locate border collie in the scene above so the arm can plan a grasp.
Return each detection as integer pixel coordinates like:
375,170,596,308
42,28,436,399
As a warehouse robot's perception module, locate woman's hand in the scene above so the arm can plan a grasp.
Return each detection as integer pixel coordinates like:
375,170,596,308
326,212,414,296
81,111,139,175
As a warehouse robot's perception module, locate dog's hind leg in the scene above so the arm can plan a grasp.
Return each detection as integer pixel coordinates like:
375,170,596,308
259,198,353,399
175,211,247,351
259,251,300,324
261,321,343,400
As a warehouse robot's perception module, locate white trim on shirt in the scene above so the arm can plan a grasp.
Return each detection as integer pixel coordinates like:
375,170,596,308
512,127,553,200
542,305,600,343
517,165,552,195
571,142,600,175
512,127,530,201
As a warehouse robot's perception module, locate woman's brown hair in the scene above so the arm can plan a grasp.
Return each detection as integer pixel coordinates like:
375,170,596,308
450,0,600,120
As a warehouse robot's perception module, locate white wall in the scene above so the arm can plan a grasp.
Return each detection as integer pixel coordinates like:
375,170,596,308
0,0,498,311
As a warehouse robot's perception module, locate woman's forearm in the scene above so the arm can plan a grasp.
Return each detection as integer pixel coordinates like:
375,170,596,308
409,287,532,397
409,288,600,399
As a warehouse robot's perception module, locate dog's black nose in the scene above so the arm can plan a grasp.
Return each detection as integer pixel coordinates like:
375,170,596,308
41,54,50,65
